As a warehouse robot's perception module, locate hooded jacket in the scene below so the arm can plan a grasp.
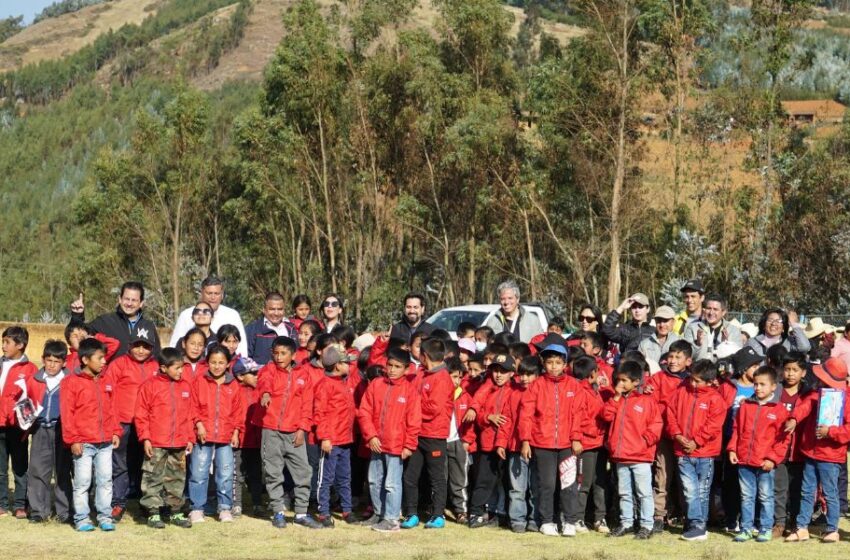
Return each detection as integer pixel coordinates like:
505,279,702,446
102,354,159,424
418,365,455,439
519,373,586,449
791,387,850,464
135,373,195,448
602,391,663,463
578,379,609,451
314,374,356,446
60,370,121,445
191,372,243,444
26,367,66,428
475,382,513,453
357,375,421,455
727,391,790,467
664,383,727,458
254,362,313,433
0,356,37,427
495,384,528,453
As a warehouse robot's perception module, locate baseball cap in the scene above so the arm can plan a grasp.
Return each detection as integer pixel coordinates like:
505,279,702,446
654,305,676,320
129,327,154,347
321,346,355,369
630,293,650,307
539,343,568,358
489,353,516,371
680,279,705,294
533,333,567,351
731,346,762,375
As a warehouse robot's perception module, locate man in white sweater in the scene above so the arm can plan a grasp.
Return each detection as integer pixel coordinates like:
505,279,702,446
169,277,247,356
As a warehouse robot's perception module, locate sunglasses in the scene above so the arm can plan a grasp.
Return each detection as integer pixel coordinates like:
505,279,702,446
323,301,341,308
578,315,597,322
192,308,213,315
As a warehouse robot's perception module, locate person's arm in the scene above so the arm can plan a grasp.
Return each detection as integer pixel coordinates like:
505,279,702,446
246,322,257,363
59,378,78,445
664,391,683,440
169,308,193,348
299,373,315,433
356,383,378,442
405,386,422,452
788,324,811,353
135,385,151,443
643,399,663,447
600,310,625,345
692,396,726,449
769,410,792,464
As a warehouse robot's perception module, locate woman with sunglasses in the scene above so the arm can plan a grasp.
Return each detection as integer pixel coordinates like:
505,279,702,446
746,308,811,357
190,302,216,345
320,294,345,334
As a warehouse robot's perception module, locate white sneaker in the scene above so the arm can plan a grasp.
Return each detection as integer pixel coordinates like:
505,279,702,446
561,523,577,537
540,522,559,536
189,510,205,524
575,521,589,533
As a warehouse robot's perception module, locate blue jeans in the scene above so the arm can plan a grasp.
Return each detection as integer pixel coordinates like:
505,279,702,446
189,443,234,512
616,462,653,530
73,443,113,526
369,454,403,521
738,465,774,532
678,456,713,529
507,453,538,526
317,445,352,515
796,459,840,532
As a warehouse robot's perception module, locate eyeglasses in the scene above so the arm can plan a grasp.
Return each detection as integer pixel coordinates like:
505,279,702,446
578,315,596,323
766,319,783,325
323,301,341,308
192,308,213,315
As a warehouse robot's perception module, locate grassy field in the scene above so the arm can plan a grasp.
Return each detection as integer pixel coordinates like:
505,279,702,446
6,505,850,560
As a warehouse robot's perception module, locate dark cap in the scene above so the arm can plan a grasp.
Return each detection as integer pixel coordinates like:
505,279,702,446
321,346,355,369
489,353,516,372
680,279,705,294
533,333,567,352
129,327,154,347
731,346,762,374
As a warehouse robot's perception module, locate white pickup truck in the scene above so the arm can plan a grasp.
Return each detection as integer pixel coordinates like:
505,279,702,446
425,303,555,340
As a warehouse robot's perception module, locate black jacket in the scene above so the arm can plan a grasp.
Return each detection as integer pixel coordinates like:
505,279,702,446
245,317,296,365
389,319,435,343
601,310,654,353
72,306,161,358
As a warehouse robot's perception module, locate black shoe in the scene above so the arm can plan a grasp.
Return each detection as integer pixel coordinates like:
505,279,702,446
28,516,45,524
468,515,489,529
294,514,324,529
652,519,665,534
317,514,335,528
341,512,358,524
609,525,630,537
635,527,653,540
359,514,380,527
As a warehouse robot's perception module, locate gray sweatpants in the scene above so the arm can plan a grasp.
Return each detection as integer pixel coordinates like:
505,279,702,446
446,439,469,514
261,429,312,514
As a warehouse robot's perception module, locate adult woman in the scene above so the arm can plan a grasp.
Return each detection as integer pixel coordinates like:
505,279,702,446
189,301,216,344
319,293,345,334
746,308,811,357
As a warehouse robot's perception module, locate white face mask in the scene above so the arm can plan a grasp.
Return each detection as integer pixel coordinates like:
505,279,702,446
475,341,487,352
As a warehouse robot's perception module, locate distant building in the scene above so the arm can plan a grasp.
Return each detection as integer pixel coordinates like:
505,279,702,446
781,99,847,126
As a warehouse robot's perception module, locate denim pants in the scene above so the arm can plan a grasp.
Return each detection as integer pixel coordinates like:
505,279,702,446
616,462,653,530
73,443,113,526
738,465,774,532
317,445,352,515
677,456,713,529
369,454,403,521
796,459,840,533
189,443,234,512
507,452,538,527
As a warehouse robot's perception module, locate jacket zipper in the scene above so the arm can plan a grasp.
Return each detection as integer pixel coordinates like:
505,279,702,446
746,403,762,464
553,380,560,447
492,386,506,449
213,381,221,441
615,394,628,456
95,377,105,443
379,382,393,441
170,380,176,448
277,371,291,431
683,393,698,439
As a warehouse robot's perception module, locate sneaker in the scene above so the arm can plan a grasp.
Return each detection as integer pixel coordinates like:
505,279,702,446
29,516,46,524
575,520,589,534
822,531,840,543
785,528,810,542
373,519,401,532
771,524,784,539
634,527,652,540
681,527,708,541
468,515,489,529
651,518,664,534
272,512,287,529
341,512,358,524
400,514,419,529
724,522,740,534
14,508,26,520
540,522,559,536
219,510,234,523
455,512,468,524
110,506,125,523
756,531,772,543
561,523,577,537
76,522,96,532
359,514,380,527
608,525,630,537
147,514,166,529
424,515,445,529
232,506,242,519
171,512,192,528
294,514,323,529
317,514,335,528
733,531,753,542
189,510,205,524
511,523,526,533
99,520,116,532
526,521,539,533
594,519,610,534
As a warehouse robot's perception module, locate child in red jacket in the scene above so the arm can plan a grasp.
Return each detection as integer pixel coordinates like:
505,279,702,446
135,347,194,529
314,346,357,527
231,361,263,518
102,326,159,519
603,360,663,540
519,343,586,537
188,344,242,524
63,321,120,374
180,327,208,382
727,366,790,542
358,347,421,532
60,338,121,532
773,351,805,537
446,357,475,524
665,359,726,541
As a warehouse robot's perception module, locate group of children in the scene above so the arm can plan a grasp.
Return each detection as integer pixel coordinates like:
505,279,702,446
1,309,850,545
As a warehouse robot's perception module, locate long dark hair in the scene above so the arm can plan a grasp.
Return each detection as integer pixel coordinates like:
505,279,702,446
757,308,790,338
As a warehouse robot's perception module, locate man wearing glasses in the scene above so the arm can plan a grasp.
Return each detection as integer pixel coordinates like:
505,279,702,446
638,305,681,364
169,276,248,356
601,293,655,352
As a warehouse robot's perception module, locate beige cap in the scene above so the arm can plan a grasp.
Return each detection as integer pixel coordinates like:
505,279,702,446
653,305,676,320
631,293,650,307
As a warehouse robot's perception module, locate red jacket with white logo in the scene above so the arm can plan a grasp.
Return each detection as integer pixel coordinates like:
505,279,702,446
60,371,121,445
495,384,527,453
191,372,243,444
519,373,586,449
254,362,313,433
727,393,790,467
578,380,609,450
664,383,727,458
135,374,194,448
236,382,261,449
357,375,421,455
418,365,455,439
314,374,356,446
0,357,37,427
602,391,663,463
102,354,159,424
476,382,513,453
791,388,850,464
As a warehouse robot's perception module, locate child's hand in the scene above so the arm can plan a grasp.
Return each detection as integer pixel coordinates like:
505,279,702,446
728,451,738,464
696,328,705,346
231,431,240,448
368,437,382,454
496,447,506,460
683,440,697,454
143,440,153,459
462,442,470,453
112,435,120,449
463,409,477,423
401,448,413,460
597,376,609,387
784,418,797,433
642,384,654,395
487,414,506,427
293,429,305,447
816,425,830,439
71,443,83,458
321,440,332,454
196,422,207,444
185,442,194,455
260,393,271,408
521,441,532,461
70,293,84,314
571,440,583,456
761,459,775,472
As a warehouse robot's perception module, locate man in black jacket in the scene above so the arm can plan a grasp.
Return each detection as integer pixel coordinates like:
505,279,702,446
601,292,654,353
69,281,161,358
389,293,435,343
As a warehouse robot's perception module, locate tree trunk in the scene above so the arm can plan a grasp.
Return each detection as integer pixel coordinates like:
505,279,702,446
317,112,338,293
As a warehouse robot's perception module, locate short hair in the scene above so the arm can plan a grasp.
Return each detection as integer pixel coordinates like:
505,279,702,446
753,365,778,383
403,292,426,308
120,281,145,300
421,338,446,363
271,336,297,353
616,360,643,383
620,350,649,372
357,346,372,372
444,340,459,358
517,355,542,376
549,316,566,329
78,337,106,363
428,329,452,344
386,346,411,366
365,365,384,381
781,351,808,370
264,291,285,304
331,324,356,348
567,346,587,363
510,342,531,361
766,344,789,369
216,324,241,343
64,320,94,344
2,326,28,349
493,332,516,347
475,326,495,342
410,330,428,345
457,322,477,337
581,331,604,350
572,356,598,380
158,347,184,368
497,280,520,300
703,293,727,310
182,327,207,344
691,359,718,383
206,344,232,363
42,339,68,360
299,319,321,336
291,294,311,310
668,339,693,358
201,276,224,289
446,356,464,374
467,352,485,366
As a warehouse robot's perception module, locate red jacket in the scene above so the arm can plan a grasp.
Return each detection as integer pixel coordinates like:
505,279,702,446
0,357,38,427
254,362,313,433
418,365,455,439
182,360,208,383
727,393,790,467
236,383,261,449
453,390,477,452
791,388,850,464
595,358,614,388
495,384,527,452
717,379,738,408
664,383,727,458
314,374,356,446
60,371,121,445
135,374,194,448
602,392,663,463
519,373,586,449
191,373,243,444
578,380,608,450
475,383,513,453
645,369,686,408
102,354,159,424
65,333,120,374
295,360,324,444
461,375,489,397
357,375,421,455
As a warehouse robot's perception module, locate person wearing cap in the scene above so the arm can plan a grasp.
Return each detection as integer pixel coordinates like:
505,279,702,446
389,293,436,344
638,305,681,364
601,293,655,353
746,308,811,358
485,280,544,343
101,326,159,521
784,357,850,543
683,293,742,362
674,279,705,336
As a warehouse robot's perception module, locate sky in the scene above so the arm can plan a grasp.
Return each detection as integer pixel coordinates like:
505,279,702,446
1,0,59,24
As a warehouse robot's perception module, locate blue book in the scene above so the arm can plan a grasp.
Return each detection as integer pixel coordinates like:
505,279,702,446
818,388,845,427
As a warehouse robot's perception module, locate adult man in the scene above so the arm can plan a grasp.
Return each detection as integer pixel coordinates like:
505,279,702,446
169,277,247,356
638,305,681,364
389,293,435,343
70,282,161,358
601,293,655,353
683,293,742,362
484,280,544,343
245,292,297,365
674,279,705,336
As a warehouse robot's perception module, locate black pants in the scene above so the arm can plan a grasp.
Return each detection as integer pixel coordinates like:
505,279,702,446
112,423,142,507
839,461,848,514
469,451,503,517
0,426,28,510
721,459,739,529
578,447,609,524
27,423,72,520
233,448,264,509
774,461,804,528
403,437,447,517
535,447,578,525
350,451,370,502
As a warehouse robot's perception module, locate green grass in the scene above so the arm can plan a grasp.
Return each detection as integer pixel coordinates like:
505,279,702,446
6,508,850,560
